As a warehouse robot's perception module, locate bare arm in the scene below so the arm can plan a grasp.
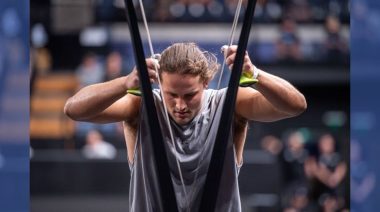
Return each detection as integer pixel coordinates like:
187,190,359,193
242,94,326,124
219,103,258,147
306,159,347,189
64,77,135,122
223,45,307,122
328,162,348,187
314,162,347,188
236,70,307,122
64,58,158,123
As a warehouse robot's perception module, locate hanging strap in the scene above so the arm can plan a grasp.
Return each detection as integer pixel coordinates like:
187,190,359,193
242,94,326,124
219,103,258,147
198,0,258,211
123,1,179,211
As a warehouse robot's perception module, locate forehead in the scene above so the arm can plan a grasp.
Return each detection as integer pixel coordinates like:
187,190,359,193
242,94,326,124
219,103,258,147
161,72,203,93
320,135,334,143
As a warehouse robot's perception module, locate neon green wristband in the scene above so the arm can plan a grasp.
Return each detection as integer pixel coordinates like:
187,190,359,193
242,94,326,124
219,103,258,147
239,68,259,87
127,88,141,96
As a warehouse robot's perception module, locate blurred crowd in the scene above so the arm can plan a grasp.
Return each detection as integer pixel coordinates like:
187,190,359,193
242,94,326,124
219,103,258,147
99,0,349,23
30,14,350,156
260,130,352,211
29,0,351,74
274,14,348,65
72,50,127,159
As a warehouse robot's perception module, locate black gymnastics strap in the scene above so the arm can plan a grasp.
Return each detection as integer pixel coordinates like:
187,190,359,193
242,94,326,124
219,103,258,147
198,0,258,211
123,1,179,211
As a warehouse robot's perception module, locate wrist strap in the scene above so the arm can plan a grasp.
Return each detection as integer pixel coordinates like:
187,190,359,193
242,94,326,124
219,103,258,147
252,65,259,79
239,66,259,87
127,88,141,96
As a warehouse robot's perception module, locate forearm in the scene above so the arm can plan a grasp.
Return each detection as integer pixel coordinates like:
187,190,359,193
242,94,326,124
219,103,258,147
64,76,128,120
329,163,347,186
255,69,307,116
313,164,346,188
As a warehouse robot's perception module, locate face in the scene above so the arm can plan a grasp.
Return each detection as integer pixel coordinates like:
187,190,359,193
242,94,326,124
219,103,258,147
160,72,207,125
287,132,304,152
319,134,335,154
86,130,101,145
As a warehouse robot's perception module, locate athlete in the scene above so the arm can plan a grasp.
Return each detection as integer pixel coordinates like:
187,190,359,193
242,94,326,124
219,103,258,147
64,42,307,211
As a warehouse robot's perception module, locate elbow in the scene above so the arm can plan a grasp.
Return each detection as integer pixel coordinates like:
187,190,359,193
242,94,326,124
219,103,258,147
64,98,80,121
298,95,307,113
63,98,74,119
64,97,95,122
290,94,307,116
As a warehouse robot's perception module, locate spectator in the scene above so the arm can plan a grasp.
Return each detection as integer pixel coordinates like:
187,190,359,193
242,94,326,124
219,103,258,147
319,193,340,212
283,186,317,212
279,130,312,208
323,15,348,64
82,129,117,160
305,133,347,210
276,17,302,62
74,52,105,135
282,130,309,185
155,0,173,21
283,0,313,22
104,51,124,82
261,134,283,156
33,47,52,76
75,52,104,87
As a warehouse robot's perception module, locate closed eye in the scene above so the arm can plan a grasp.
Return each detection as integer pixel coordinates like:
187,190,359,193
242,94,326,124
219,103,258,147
184,92,197,99
168,93,178,98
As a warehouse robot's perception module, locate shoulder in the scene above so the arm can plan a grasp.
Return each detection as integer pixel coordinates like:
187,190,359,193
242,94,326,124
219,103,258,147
201,88,227,114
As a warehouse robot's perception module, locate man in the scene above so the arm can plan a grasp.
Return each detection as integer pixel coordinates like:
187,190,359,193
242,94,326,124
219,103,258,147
64,42,307,211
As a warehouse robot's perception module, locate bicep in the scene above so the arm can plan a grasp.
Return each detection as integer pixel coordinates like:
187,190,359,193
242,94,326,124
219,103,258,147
235,87,289,122
86,94,141,123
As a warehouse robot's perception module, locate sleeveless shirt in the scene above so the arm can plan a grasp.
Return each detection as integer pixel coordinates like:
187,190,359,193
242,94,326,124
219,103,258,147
129,88,241,212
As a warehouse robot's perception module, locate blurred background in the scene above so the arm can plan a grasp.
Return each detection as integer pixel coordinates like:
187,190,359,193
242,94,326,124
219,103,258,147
28,0,350,211
351,0,380,212
0,0,29,211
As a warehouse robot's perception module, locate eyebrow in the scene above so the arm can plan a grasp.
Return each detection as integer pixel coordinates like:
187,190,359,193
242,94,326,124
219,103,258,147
185,91,198,96
166,90,199,96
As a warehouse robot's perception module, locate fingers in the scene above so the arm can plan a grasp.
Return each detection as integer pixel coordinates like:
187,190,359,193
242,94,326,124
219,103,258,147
223,45,251,63
146,58,159,83
128,58,159,88
226,53,250,65
132,58,160,73
148,69,158,83
225,52,253,72
221,45,238,59
142,58,159,84
146,58,160,70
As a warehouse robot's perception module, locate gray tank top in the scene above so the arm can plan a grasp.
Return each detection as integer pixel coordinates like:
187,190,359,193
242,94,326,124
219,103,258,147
129,88,241,212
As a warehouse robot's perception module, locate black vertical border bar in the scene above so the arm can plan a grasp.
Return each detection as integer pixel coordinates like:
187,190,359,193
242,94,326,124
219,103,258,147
198,0,257,211
123,1,179,211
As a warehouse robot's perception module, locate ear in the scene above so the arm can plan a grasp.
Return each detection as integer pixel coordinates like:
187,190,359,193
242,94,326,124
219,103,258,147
203,80,209,88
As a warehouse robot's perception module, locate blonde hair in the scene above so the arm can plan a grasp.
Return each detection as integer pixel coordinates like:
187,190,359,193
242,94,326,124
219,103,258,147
159,42,219,83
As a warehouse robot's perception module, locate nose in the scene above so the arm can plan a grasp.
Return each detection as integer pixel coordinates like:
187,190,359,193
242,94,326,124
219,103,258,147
175,98,187,111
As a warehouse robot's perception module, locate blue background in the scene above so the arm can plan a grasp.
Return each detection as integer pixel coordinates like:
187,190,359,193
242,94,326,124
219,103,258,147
0,0,29,211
